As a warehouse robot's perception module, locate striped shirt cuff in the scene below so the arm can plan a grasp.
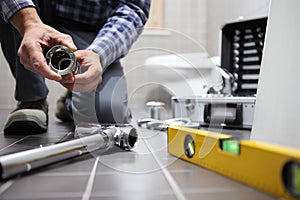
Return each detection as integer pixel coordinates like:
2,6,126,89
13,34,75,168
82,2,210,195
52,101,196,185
1,0,35,22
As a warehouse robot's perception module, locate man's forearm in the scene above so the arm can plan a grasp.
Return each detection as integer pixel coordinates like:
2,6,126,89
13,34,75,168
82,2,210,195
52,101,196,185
87,0,150,70
10,7,42,36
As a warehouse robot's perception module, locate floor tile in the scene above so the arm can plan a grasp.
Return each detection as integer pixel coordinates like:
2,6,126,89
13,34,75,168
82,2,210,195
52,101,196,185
0,105,277,200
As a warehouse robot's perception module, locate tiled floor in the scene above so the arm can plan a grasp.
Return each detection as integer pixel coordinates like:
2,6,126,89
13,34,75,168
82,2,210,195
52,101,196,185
0,106,276,200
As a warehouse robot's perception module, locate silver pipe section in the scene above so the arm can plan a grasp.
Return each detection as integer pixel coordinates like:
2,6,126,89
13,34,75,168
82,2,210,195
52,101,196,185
218,67,233,96
45,45,78,76
0,126,137,179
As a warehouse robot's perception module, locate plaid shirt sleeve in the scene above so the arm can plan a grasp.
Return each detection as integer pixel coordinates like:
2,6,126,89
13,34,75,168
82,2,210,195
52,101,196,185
0,0,35,22
87,0,151,71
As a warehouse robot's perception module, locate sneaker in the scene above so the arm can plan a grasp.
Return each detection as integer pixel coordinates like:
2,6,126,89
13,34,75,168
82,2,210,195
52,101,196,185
55,91,73,122
4,99,48,135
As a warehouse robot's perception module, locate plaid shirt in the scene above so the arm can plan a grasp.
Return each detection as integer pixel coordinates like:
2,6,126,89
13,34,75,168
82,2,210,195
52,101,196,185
0,0,150,69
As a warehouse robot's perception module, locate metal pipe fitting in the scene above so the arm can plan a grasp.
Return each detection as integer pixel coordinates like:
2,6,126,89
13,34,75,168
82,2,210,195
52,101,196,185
0,125,138,179
217,67,233,96
146,101,166,120
45,45,78,76
112,126,138,150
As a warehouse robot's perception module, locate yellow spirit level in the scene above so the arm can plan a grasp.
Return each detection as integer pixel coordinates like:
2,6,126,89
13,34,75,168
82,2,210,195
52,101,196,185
167,126,300,200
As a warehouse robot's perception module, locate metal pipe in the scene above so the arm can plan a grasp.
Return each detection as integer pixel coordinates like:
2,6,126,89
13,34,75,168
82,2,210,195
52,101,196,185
45,45,78,76
217,67,233,96
0,126,137,179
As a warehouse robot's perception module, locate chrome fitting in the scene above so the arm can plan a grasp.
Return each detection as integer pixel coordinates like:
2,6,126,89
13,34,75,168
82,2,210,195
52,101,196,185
45,45,78,76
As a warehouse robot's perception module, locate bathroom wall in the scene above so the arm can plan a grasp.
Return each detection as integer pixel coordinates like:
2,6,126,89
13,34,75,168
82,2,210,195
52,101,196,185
123,0,208,112
0,48,15,109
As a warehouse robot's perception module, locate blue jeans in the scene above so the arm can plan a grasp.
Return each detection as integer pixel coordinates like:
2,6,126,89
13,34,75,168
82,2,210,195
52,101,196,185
0,2,132,124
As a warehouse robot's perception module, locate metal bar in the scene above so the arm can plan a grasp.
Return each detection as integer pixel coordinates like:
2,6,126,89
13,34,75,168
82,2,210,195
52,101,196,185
0,126,137,179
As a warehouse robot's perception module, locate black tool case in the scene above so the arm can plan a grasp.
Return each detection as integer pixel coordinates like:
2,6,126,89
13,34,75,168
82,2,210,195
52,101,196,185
171,17,268,130
220,17,268,96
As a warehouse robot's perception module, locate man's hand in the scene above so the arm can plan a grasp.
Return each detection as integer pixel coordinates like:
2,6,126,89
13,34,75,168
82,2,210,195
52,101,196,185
10,7,77,81
60,50,103,92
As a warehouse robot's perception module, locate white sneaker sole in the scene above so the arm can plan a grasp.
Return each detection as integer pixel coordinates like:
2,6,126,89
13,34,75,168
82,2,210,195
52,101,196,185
4,109,48,134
